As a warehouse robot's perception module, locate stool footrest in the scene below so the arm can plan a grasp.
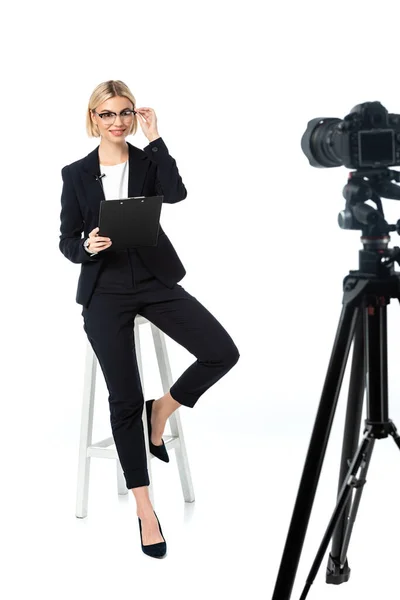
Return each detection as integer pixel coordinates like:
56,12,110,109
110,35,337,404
87,434,179,460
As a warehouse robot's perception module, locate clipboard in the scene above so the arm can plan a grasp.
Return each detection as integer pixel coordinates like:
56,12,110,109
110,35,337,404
98,195,163,251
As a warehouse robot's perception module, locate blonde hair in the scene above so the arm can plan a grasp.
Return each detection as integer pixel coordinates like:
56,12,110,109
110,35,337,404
86,80,138,138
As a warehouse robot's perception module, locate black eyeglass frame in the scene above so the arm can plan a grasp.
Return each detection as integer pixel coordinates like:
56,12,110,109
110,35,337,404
92,109,137,122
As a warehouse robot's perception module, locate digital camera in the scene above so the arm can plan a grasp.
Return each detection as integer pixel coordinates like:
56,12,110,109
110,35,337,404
301,101,400,169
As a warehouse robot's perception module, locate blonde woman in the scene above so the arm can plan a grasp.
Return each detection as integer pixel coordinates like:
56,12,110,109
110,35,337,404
59,80,240,558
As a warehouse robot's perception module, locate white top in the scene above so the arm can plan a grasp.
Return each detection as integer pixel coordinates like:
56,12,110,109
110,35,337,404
100,159,129,200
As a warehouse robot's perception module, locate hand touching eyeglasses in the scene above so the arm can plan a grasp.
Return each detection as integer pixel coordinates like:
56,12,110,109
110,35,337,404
135,107,160,142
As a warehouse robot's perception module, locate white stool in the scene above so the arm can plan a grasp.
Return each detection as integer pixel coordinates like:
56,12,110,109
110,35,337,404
75,314,195,518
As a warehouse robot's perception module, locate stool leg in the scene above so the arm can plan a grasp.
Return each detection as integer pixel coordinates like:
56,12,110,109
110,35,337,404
134,325,155,506
76,341,97,518
150,325,195,503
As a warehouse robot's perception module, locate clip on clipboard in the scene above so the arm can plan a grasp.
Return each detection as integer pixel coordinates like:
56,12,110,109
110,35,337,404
98,195,163,251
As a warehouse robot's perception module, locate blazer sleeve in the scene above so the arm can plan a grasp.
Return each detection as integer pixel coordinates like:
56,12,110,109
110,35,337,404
59,165,101,264
142,137,187,203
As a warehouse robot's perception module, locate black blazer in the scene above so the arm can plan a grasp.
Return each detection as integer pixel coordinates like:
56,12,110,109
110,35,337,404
59,137,187,308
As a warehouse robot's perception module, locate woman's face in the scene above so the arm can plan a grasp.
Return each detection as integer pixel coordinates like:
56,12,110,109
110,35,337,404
91,96,135,142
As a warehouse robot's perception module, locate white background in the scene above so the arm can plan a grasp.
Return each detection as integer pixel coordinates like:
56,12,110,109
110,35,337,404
2,0,400,598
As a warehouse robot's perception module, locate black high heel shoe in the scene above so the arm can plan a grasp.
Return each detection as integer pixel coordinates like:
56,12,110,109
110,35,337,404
145,399,170,463
138,511,167,558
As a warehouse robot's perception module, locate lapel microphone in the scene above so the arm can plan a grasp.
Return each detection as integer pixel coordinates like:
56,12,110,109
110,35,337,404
94,173,106,181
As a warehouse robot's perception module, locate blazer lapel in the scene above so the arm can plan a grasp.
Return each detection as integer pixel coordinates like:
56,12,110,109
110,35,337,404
81,141,150,216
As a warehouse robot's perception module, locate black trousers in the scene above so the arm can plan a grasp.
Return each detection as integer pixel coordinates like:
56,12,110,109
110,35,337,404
82,249,240,489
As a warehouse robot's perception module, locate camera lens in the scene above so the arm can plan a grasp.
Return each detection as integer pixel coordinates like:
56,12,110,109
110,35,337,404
301,117,343,168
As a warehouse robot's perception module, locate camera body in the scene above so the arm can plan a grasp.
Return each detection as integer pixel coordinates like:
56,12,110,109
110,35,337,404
301,102,400,169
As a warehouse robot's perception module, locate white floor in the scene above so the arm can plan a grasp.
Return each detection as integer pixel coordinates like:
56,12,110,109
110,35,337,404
3,422,400,600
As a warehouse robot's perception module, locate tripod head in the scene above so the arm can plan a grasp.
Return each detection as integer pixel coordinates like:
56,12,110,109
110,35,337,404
338,167,400,273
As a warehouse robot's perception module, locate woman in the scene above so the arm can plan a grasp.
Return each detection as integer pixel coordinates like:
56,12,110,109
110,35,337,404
59,80,240,559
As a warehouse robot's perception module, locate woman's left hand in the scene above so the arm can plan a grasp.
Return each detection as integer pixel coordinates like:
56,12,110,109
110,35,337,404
135,107,160,141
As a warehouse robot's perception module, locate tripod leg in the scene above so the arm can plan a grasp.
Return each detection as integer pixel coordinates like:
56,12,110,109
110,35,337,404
327,312,366,583
390,424,400,449
337,437,374,567
271,304,359,600
299,433,375,600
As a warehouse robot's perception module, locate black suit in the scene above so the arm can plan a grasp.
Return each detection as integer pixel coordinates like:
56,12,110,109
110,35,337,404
59,136,240,490
59,137,187,308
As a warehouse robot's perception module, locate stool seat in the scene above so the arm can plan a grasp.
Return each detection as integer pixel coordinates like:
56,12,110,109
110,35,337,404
76,314,195,518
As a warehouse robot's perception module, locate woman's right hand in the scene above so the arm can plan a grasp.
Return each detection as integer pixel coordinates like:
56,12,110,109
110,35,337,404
87,227,112,252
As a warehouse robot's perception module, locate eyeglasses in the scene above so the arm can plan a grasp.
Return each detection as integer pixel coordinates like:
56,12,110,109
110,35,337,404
93,109,136,126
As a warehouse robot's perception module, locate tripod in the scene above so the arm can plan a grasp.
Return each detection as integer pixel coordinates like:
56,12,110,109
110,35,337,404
271,233,400,600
